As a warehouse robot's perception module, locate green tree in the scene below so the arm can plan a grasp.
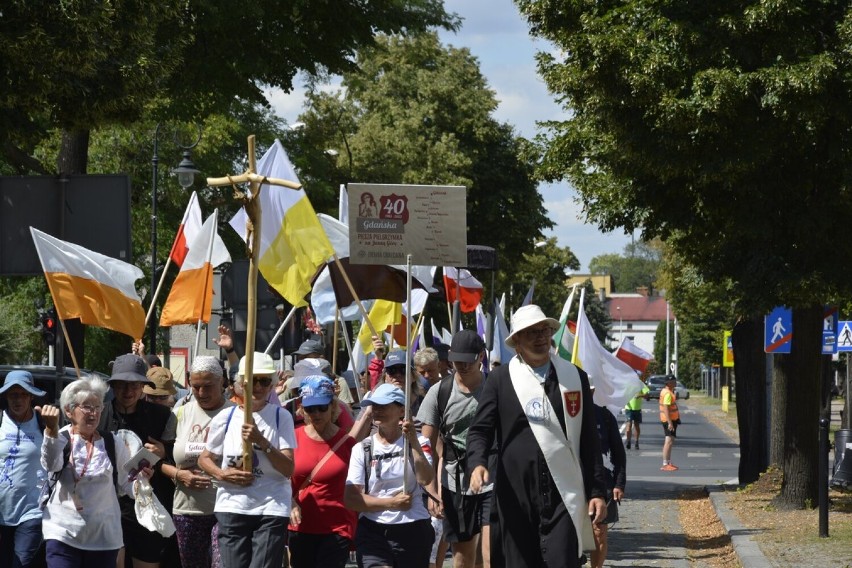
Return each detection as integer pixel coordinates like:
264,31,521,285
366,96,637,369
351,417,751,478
588,240,663,294
1,1,457,175
513,238,581,318
516,0,852,507
287,32,554,297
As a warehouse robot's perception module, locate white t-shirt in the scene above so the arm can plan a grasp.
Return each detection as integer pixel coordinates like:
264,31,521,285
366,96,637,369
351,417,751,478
345,432,432,525
206,404,296,517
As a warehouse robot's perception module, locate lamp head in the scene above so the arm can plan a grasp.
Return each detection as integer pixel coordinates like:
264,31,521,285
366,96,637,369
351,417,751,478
172,150,200,189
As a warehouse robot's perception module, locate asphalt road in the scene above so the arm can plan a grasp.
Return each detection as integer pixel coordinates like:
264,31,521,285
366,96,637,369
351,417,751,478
345,401,741,568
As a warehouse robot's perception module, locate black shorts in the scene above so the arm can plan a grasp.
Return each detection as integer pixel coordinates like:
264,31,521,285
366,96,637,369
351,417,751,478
121,516,166,563
441,486,490,543
355,517,434,568
662,420,680,437
625,409,642,423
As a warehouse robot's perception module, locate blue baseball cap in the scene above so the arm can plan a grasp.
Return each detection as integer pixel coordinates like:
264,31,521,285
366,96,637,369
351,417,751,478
384,350,407,368
362,383,405,407
0,370,46,397
299,375,335,406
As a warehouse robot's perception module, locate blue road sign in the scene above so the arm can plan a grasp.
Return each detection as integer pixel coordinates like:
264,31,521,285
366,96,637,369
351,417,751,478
765,306,792,354
823,306,839,355
838,321,852,353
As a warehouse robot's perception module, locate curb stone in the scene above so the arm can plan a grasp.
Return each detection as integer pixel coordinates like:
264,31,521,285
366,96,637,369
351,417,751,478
706,486,774,568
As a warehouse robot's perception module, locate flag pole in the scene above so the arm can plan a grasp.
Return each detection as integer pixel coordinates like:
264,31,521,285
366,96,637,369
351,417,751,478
41,291,82,378
403,254,413,492
338,309,363,402
332,310,340,373
194,210,219,358
331,253,379,338
144,256,174,328
571,287,586,365
263,306,298,354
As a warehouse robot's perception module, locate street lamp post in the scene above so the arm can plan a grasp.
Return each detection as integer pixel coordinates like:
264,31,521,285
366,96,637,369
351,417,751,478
148,125,202,352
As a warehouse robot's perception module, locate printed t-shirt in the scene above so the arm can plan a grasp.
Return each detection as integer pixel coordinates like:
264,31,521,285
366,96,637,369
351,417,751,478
0,411,45,525
206,403,296,517
172,400,234,515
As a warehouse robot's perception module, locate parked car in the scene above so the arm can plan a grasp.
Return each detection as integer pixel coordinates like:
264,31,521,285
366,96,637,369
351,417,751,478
675,381,690,400
645,374,679,399
0,365,109,407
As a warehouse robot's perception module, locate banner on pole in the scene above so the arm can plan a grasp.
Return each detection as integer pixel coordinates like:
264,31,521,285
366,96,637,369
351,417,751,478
348,184,466,266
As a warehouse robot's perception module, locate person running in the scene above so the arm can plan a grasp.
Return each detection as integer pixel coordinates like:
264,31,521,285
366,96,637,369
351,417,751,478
660,376,681,471
624,381,650,450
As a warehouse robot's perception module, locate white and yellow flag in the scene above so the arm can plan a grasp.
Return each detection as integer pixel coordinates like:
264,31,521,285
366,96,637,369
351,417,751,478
229,139,334,306
161,211,230,326
30,227,145,339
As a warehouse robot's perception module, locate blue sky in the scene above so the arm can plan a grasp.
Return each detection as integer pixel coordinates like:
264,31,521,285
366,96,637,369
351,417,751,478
266,0,633,271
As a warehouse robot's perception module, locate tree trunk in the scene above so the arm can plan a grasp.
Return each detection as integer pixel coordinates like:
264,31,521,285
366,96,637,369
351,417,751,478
776,304,822,509
57,129,89,175
732,315,768,484
56,128,89,368
770,354,785,467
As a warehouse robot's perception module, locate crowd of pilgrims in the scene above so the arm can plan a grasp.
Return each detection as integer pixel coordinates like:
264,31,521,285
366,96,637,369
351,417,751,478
0,329,462,568
2,305,622,568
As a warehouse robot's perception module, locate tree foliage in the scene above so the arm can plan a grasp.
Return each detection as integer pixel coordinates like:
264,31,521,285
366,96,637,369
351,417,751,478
519,0,852,313
588,240,663,294
286,32,554,291
516,0,852,508
513,238,580,318
0,0,458,174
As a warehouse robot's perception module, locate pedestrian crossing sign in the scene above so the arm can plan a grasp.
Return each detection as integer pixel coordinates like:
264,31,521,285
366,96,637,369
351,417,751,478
839,321,852,353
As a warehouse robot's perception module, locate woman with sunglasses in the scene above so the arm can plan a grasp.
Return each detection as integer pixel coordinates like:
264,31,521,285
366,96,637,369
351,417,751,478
198,352,296,568
381,351,426,418
344,384,435,568
288,376,357,568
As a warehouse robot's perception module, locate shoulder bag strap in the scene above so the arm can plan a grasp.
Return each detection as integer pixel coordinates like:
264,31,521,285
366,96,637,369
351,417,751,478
298,433,351,491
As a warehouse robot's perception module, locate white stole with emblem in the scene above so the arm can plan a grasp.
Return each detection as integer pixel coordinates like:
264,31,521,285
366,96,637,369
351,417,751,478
508,354,595,554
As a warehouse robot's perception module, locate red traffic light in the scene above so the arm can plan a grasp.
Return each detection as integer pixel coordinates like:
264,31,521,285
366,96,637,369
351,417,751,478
45,317,55,329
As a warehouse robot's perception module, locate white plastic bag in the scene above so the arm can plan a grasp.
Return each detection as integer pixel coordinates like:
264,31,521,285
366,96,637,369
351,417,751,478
133,476,176,537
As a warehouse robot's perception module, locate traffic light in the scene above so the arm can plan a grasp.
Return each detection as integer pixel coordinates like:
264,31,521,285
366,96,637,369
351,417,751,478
42,309,57,346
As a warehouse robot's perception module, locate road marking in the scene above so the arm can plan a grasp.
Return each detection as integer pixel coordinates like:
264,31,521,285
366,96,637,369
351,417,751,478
687,452,712,458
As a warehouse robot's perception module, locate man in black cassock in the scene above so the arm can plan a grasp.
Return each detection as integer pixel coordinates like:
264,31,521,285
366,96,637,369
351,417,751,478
467,305,607,568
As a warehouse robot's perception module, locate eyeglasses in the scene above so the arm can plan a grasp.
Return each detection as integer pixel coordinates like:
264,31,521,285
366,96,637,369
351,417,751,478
385,366,406,376
254,377,273,387
303,404,330,413
522,326,554,338
76,404,103,414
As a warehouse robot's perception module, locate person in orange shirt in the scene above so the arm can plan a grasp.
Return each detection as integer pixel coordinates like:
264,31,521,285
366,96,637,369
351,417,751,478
659,376,680,471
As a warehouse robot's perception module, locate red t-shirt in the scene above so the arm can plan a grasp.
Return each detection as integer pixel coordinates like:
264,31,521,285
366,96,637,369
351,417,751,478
288,426,357,540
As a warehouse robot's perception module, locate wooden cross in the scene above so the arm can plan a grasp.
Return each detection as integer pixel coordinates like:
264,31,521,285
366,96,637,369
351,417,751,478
206,135,300,471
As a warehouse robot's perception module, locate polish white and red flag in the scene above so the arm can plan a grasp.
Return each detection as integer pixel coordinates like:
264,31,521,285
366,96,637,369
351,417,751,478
168,191,203,267
443,267,483,313
615,337,654,373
